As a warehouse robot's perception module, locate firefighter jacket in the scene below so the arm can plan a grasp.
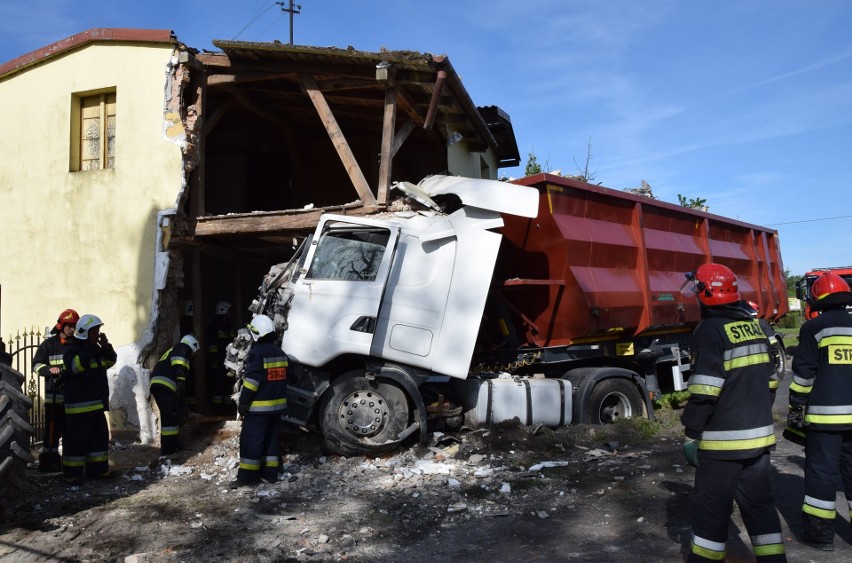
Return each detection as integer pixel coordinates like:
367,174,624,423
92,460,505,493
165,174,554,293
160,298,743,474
62,339,117,415
32,333,74,403
789,308,852,430
149,342,193,394
206,316,237,370
238,341,287,415
681,305,776,460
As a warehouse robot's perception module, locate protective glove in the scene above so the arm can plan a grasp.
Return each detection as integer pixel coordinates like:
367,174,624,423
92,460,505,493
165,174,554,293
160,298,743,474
683,438,699,468
237,403,249,417
784,404,807,446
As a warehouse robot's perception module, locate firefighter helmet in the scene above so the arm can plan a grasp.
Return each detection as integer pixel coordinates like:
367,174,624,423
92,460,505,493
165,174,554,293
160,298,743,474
54,308,80,331
812,272,851,301
215,300,232,315
74,314,103,340
688,263,740,307
180,334,199,354
247,314,276,341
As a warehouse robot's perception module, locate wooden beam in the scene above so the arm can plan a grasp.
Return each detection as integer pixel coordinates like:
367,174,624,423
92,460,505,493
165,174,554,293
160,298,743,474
191,204,367,238
377,82,397,204
300,74,377,207
391,120,416,157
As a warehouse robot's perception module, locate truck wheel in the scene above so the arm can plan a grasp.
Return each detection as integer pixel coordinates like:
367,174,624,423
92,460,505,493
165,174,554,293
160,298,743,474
0,363,35,518
587,378,643,424
772,339,787,379
319,373,410,457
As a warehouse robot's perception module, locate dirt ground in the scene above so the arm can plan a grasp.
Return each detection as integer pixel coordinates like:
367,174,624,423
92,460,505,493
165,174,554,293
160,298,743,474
1,381,849,562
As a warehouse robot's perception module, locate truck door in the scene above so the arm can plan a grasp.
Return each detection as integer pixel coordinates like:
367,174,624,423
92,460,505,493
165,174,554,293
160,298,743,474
282,216,400,367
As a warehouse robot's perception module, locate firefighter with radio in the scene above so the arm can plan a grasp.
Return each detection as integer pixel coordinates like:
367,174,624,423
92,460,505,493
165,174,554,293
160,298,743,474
32,308,79,472
788,271,852,552
681,263,785,562
230,314,287,488
149,334,199,456
62,314,116,482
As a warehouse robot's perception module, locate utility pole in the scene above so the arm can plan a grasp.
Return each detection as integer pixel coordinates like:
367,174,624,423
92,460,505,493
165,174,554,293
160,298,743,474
276,1,302,46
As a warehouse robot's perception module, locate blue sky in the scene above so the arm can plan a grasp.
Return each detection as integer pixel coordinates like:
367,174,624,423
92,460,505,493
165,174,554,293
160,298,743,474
2,0,850,277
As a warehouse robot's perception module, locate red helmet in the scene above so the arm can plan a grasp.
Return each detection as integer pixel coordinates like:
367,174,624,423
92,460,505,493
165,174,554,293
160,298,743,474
55,308,80,331
691,263,740,307
812,272,851,301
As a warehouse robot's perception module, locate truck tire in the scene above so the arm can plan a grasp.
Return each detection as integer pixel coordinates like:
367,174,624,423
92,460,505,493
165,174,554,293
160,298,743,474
586,378,644,424
0,363,35,517
772,337,787,379
319,372,410,457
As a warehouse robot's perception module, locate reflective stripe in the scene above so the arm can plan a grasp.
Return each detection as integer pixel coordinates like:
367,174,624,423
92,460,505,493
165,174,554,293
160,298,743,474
72,356,85,374
700,425,775,451
248,398,287,413
806,405,852,425
243,378,260,392
723,352,770,371
803,495,836,520
33,363,48,374
63,456,86,467
170,354,189,369
753,542,785,557
815,326,852,341
751,532,783,546
688,374,724,397
65,400,105,414
691,533,725,560
768,380,779,390
723,343,768,360
264,456,280,467
44,394,65,404
239,457,261,470
87,451,108,463
264,357,288,368
48,354,64,365
161,425,180,436
151,376,177,392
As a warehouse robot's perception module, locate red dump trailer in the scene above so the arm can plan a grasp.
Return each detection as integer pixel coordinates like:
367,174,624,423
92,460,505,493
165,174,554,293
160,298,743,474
235,174,789,456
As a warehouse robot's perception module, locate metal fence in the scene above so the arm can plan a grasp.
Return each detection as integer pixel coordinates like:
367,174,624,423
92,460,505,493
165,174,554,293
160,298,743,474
5,327,47,445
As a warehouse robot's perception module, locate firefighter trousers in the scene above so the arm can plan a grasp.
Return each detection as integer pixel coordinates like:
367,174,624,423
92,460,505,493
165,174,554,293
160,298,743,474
689,452,786,562
62,409,109,481
151,385,181,455
802,429,852,543
237,413,281,484
39,399,65,470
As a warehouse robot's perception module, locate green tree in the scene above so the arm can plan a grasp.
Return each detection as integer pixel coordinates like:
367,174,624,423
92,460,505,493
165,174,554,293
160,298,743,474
677,194,708,210
525,152,542,176
785,269,803,297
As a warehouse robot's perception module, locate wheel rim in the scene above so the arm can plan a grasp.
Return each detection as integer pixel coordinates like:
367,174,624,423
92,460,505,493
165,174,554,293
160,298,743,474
337,390,389,438
598,391,634,423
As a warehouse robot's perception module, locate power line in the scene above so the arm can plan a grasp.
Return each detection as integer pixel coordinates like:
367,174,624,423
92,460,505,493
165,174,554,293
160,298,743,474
766,214,852,226
233,1,279,40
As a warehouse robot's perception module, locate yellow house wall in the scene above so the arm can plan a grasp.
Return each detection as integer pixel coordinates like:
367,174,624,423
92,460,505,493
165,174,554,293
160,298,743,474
0,42,184,347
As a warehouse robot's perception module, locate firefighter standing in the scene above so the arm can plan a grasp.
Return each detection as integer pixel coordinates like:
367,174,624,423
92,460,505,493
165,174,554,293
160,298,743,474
231,314,287,488
681,264,786,562
149,334,199,456
61,314,116,482
32,308,79,472
788,272,852,551
206,300,237,415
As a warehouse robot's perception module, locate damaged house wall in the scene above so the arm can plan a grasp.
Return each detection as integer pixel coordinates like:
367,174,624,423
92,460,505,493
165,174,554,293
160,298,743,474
0,30,189,440
0,29,521,443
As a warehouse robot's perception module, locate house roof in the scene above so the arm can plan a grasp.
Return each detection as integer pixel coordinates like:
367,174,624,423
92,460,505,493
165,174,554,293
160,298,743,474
198,41,519,166
0,28,177,80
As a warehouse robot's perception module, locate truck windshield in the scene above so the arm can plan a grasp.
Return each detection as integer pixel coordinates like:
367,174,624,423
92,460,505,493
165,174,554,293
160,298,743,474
306,227,390,281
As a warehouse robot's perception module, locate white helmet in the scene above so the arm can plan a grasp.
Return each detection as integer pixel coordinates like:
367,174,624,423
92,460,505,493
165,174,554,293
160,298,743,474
75,314,103,340
247,314,275,341
215,300,232,315
180,334,199,354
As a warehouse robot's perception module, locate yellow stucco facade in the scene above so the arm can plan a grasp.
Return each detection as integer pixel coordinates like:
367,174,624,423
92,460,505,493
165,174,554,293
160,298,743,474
0,41,184,345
